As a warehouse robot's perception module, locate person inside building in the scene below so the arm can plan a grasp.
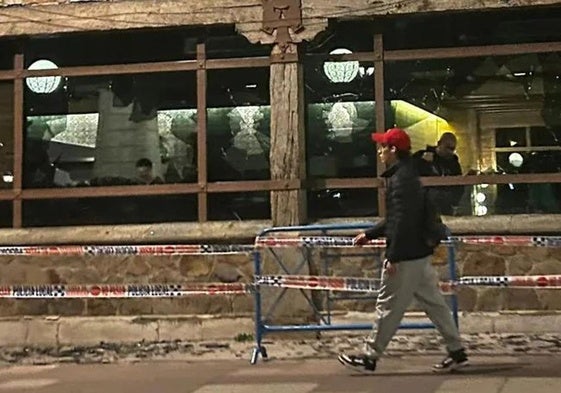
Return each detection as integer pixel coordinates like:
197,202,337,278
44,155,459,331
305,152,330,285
412,132,465,215
135,158,164,185
337,128,469,374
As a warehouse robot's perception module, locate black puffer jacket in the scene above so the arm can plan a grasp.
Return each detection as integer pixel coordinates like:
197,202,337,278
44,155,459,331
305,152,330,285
412,146,464,215
365,157,434,262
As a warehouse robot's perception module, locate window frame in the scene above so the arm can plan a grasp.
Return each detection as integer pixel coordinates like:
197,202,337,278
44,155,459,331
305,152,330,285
1,32,561,227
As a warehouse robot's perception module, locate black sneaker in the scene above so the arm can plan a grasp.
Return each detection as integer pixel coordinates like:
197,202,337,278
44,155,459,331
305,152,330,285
432,349,469,373
337,353,377,373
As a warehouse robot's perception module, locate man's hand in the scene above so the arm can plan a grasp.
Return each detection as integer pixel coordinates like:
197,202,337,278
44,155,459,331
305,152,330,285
383,259,397,276
353,232,369,246
422,152,434,162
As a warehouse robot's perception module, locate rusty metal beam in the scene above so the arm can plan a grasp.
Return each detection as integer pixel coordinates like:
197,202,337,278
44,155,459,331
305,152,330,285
303,52,375,62
304,173,561,189
306,178,381,190
20,184,201,200
384,41,561,61
12,173,560,203
206,179,301,193
206,57,270,69
494,146,561,153
17,179,300,201
421,173,561,186
21,61,198,78
196,43,208,222
0,40,559,83
0,58,270,80
0,190,17,201
0,70,16,81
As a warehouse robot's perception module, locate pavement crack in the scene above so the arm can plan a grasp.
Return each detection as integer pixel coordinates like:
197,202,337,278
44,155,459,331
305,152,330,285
496,377,508,393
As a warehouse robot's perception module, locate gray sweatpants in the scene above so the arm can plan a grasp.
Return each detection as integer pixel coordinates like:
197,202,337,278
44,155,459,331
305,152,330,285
364,255,463,359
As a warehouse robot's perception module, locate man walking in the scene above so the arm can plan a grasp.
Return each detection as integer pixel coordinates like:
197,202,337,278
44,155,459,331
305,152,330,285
337,128,468,374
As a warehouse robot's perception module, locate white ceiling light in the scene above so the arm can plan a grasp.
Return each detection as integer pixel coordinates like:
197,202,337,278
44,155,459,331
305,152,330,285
475,205,488,216
508,152,524,168
26,59,62,94
323,48,359,83
475,192,486,203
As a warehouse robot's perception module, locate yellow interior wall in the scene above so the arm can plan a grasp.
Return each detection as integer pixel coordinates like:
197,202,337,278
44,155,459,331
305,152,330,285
392,100,457,154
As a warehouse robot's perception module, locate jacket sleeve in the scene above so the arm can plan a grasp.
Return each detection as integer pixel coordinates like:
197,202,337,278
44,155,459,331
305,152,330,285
412,150,438,177
364,219,386,239
449,157,465,206
385,173,423,262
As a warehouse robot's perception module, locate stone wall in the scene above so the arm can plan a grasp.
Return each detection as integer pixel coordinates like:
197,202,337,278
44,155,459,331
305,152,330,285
0,253,255,317
1,243,560,319
454,244,561,311
321,244,561,314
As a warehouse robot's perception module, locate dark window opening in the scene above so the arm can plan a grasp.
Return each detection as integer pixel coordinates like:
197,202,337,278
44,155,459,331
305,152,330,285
23,72,198,189
23,194,197,227
207,68,270,182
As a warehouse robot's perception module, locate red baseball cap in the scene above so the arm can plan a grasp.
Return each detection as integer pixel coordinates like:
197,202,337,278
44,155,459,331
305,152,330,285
371,128,411,152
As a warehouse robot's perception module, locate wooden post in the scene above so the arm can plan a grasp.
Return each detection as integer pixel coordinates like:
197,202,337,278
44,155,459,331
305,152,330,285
374,34,386,216
196,43,208,222
12,54,23,228
269,43,306,226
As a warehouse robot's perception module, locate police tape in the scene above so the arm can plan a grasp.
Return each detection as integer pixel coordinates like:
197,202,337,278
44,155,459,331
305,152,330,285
254,235,561,248
256,275,386,292
2,236,560,257
0,244,255,257
0,283,252,298
255,275,452,293
451,236,561,247
254,236,384,248
255,274,561,292
458,275,561,287
4,273,561,299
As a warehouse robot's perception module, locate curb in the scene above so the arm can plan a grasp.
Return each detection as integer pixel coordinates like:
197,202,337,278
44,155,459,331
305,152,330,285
1,311,561,348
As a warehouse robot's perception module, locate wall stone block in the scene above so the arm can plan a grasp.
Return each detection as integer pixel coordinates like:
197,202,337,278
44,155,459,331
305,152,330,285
536,290,561,310
505,254,534,276
456,287,477,311
462,252,505,276
503,288,541,310
475,288,505,311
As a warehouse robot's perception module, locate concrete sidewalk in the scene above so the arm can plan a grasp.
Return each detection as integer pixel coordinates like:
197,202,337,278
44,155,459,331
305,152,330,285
0,355,560,393
0,331,560,366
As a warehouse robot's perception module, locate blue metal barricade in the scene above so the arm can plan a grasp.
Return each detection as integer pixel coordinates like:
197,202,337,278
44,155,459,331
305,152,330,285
250,223,459,364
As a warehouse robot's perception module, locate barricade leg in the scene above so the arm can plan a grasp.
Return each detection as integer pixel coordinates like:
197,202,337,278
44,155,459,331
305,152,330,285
251,250,267,364
447,242,460,328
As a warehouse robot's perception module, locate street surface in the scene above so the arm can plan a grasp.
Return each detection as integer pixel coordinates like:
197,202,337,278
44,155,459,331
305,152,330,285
0,355,560,393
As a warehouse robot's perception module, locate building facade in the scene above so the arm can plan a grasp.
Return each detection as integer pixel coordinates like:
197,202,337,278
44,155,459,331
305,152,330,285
0,0,560,325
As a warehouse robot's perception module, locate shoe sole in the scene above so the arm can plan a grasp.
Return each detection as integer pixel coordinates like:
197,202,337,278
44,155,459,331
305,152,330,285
432,360,470,374
337,356,376,374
